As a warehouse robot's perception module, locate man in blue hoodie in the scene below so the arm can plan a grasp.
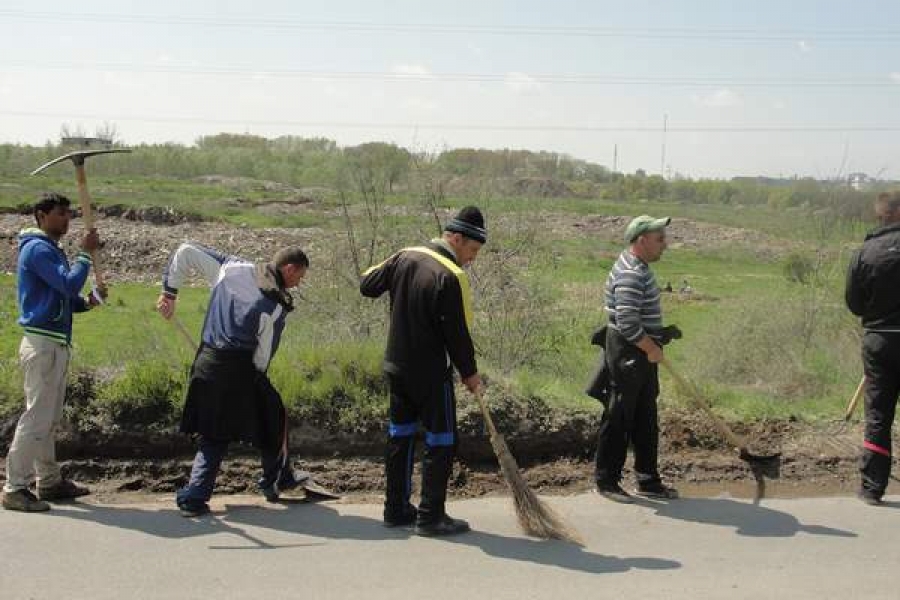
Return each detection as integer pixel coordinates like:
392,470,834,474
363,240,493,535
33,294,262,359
2,192,102,513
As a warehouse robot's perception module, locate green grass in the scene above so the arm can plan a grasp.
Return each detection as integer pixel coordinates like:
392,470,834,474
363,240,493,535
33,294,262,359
0,177,869,426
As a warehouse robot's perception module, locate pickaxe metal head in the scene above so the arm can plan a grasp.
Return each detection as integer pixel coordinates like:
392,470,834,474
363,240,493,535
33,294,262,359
30,149,131,175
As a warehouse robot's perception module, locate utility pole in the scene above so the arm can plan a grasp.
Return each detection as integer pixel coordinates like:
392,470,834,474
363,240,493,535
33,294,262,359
613,144,618,173
660,113,668,178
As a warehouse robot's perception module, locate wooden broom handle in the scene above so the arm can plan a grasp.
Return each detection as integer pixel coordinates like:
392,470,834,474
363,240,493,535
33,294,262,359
660,358,747,450
171,315,197,349
474,390,500,439
843,376,866,421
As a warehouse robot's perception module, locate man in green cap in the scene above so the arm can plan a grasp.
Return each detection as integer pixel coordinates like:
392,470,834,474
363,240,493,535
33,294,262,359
594,214,678,503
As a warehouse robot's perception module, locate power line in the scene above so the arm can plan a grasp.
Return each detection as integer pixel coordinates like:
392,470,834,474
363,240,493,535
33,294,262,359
4,110,900,133
2,61,899,88
1,9,900,41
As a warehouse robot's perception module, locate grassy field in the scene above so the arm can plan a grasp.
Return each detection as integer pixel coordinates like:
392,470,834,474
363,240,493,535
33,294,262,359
0,173,870,429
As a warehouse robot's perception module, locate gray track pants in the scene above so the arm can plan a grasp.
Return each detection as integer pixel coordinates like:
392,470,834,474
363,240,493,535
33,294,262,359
3,335,69,492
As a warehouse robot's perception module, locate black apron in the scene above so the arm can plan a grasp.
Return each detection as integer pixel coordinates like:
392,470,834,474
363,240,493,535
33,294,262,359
181,345,285,453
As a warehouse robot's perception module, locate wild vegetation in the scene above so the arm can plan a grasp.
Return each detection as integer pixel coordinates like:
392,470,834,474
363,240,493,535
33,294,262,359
0,135,887,441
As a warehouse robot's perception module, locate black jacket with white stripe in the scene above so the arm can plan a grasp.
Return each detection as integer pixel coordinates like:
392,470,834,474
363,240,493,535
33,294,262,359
846,222,900,332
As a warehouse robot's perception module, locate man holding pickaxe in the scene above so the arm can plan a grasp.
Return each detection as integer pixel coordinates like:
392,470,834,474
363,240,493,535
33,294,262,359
2,144,125,512
2,193,105,512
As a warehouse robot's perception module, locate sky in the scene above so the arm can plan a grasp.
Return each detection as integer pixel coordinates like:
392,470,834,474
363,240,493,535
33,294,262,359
1,0,899,178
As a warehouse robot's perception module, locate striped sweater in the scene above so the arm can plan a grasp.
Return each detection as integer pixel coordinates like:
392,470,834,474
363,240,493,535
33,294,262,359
604,249,664,343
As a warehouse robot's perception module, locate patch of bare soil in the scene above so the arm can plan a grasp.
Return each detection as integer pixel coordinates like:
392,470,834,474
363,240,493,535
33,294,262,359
0,411,878,502
563,214,796,260
0,214,324,284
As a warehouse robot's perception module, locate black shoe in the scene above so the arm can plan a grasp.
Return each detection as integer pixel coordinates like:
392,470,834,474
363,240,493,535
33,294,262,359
415,515,470,537
259,469,309,503
178,501,211,518
857,489,883,506
384,505,418,528
2,489,50,512
596,482,634,504
37,479,90,501
634,482,679,500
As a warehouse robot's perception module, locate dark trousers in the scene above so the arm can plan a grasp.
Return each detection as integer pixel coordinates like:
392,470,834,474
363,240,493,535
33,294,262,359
861,331,900,497
594,328,662,487
176,437,292,507
384,374,457,524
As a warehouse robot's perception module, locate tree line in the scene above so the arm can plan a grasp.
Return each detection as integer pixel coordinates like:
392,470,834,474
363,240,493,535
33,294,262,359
0,133,889,218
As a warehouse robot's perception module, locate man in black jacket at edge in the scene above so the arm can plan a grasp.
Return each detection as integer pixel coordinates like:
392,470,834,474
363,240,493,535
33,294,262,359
360,207,485,536
846,190,900,506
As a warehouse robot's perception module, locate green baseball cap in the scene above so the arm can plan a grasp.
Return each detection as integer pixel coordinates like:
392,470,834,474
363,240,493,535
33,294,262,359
624,215,671,243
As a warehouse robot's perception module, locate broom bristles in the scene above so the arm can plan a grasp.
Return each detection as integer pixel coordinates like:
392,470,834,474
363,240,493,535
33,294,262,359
486,428,584,545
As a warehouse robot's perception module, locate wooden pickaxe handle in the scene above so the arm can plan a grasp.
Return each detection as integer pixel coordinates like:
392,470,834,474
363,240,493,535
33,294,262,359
74,162,105,290
843,376,866,421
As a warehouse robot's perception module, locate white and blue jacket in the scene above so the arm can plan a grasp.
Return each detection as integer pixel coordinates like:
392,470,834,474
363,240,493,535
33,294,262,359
162,242,292,372
17,228,92,345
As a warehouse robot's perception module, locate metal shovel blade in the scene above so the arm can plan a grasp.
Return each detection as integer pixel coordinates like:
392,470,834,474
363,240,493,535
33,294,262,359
740,449,782,480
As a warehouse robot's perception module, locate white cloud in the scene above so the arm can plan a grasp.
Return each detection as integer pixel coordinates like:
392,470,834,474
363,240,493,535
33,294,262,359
797,40,812,53
772,99,788,110
693,88,742,108
504,71,542,92
890,72,900,83
391,64,432,78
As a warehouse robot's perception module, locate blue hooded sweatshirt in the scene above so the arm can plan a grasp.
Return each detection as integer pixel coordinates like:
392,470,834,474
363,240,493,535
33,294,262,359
17,228,92,345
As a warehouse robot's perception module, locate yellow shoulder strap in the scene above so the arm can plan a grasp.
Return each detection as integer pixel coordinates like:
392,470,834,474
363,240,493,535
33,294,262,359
404,246,474,330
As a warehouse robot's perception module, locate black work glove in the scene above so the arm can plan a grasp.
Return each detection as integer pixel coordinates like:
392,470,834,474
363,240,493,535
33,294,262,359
658,325,683,346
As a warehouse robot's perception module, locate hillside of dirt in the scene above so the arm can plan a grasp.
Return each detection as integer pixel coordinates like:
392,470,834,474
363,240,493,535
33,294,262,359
0,208,796,283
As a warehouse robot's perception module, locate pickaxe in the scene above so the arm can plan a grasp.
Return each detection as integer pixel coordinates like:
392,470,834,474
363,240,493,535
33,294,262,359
31,148,131,299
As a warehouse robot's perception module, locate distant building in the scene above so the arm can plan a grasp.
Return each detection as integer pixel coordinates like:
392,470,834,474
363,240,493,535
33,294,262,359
848,172,871,190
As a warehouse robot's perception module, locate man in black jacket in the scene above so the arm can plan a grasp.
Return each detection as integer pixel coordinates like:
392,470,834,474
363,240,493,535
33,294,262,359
846,190,900,505
360,207,485,536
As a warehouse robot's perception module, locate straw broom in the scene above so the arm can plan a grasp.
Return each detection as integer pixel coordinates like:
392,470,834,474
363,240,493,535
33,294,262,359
474,391,583,545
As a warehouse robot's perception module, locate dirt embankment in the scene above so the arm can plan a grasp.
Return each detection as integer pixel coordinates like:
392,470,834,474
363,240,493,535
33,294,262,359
0,401,877,500
571,215,796,259
0,214,322,284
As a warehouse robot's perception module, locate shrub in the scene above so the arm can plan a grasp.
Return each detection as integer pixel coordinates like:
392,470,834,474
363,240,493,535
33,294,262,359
93,361,186,429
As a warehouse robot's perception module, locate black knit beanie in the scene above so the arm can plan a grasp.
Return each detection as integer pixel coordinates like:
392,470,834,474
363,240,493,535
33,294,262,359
444,206,487,243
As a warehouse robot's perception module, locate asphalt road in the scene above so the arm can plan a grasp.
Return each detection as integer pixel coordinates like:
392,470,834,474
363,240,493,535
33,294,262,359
1,491,897,600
